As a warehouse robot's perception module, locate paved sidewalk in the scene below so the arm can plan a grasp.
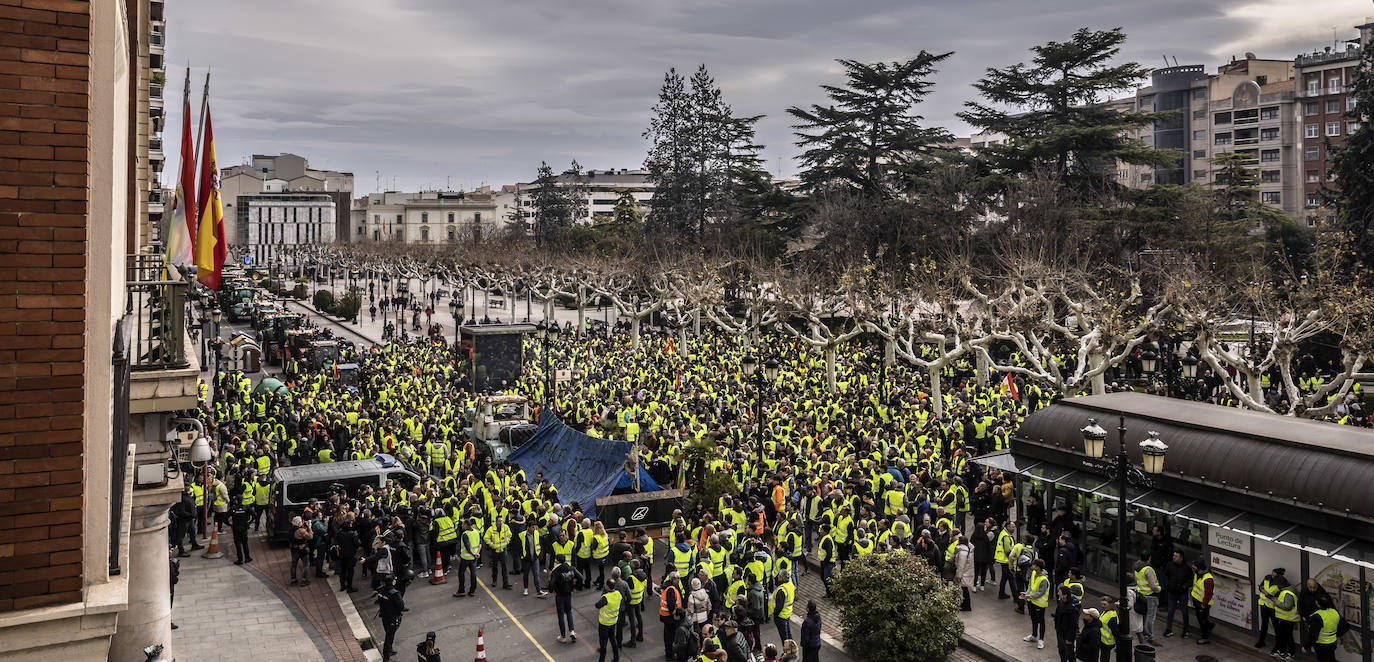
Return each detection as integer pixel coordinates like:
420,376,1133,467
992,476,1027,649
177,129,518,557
246,531,371,662
171,545,331,662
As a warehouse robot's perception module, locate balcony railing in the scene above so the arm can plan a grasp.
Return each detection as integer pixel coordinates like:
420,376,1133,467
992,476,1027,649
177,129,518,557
125,253,188,370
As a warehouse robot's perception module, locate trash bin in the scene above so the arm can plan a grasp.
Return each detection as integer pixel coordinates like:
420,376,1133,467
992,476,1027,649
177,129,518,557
1133,644,1156,662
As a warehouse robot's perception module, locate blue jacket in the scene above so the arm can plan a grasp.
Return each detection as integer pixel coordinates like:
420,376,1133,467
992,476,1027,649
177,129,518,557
801,610,822,649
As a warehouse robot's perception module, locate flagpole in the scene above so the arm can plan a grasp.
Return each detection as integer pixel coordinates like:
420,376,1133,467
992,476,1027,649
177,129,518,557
192,70,210,184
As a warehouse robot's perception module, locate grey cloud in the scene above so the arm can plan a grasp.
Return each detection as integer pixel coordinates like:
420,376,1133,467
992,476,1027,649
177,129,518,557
162,0,1369,193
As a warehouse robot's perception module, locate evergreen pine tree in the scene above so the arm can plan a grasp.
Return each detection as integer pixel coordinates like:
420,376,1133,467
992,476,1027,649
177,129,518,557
1330,42,1374,278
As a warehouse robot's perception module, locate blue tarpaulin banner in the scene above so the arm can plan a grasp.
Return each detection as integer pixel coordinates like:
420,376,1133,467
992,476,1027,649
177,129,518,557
506,411,662,519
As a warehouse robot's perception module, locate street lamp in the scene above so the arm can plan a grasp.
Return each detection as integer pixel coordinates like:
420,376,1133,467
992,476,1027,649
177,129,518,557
742,355,780,473
536,321,554,411
1180,355,1199,380
188,435,214,542
449,297,460,348
1081,416,1168,662
1139,350,1158,376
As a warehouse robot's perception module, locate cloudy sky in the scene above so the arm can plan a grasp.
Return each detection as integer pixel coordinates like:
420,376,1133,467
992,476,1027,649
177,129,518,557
163,0,1371,193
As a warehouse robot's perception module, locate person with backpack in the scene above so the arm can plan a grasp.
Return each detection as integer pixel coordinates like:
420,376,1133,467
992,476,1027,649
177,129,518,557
376,575,405,662
550,555,582,643
310,510,331,579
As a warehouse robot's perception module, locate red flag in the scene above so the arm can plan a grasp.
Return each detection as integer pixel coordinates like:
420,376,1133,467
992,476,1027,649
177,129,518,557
194,105,226,289
1005,372,1019,401
665,337,676,355
165,72,196,268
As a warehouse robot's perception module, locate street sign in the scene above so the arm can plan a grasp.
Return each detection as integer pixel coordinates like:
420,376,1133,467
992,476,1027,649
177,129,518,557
555,369,572,382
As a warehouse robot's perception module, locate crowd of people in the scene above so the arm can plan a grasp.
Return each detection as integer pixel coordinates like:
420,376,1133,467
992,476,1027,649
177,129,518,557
169,314,1358,662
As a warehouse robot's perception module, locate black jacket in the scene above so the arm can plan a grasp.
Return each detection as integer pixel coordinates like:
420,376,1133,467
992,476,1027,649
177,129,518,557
720,631,751,662
1054,599,1080,642
550,563,581,596
377,586,405,621
971,528,994,563
800,611,822,649
337,527,362,561
1055,541,1077,575
1162,559,1192,595
1075,620,1100,661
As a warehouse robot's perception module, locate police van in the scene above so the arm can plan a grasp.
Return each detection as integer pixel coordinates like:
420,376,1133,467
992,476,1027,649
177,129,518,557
267,453,420,542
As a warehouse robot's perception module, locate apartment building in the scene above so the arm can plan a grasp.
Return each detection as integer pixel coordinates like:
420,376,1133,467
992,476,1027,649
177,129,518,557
219,153,354,243
1295,25,1369,226
353,190,500,245
140,0,166,248
515,168,655,228
0,1,193,660
235,192,338,264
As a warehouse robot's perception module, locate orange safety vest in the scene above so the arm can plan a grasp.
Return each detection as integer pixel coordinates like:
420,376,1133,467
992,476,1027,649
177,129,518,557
659,584,681,617
772,484,786,512
751,512,766,535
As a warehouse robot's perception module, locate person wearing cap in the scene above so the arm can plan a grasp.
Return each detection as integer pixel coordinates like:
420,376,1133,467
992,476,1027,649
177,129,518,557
1190,558,1215,644
1075,608,1100,662
713,618,746,662
415,631,440,662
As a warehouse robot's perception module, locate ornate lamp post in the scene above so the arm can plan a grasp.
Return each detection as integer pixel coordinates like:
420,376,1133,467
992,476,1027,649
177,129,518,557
742,355,781,473
1081,418,1169,662
449,297,460,349
536,321,555,410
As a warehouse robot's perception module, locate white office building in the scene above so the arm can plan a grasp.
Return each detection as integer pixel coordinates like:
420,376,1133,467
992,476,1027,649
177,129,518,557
235,192,337,265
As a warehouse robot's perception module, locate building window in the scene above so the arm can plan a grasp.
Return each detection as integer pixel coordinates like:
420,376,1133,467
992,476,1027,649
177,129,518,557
1260,106,1279,120
1260,149,1280,162
373,214,379,223
1140,173,1152,183
1307,80,1321,96
1307,170,1320,183
1327,122,1341,137
1260,127,1279,141
1193,149,1207,159
1193,109,1206,120
1261,170,1280,183
396,214,402,223
421,212,428,223
1304,102,1319,116
1326,100,1341,114
1261,191,1281,204
1214,133,1231,145
1214,112,1231,125
1306,194,1321,208
1193,169,1207,180
1193,130,1206,141
1350,121,1362,134
1305,124,1320,138
1329,78,1342,94
1138,95,1153,110
1193,89,1206,100
358,226,365,236
421,226,429,241
1305,146,1320,161
1348,96,1358,111
474,212,481,222
592,199,618,206
448,212,455,223
447,226,455,241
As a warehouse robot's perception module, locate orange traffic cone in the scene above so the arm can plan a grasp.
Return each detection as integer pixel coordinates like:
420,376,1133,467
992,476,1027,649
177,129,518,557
430,551,446,584
202,527,223,559
474,628,486,661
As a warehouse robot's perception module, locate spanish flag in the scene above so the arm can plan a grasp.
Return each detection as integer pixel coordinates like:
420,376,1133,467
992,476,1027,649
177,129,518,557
194,105,226,290
164,70,196,270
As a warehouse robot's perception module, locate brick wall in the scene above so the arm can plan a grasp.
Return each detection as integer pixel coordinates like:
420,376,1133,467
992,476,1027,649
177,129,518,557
0,0,90,613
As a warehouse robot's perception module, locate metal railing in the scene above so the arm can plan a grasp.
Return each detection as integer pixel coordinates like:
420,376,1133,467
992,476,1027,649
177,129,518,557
125,254,189,370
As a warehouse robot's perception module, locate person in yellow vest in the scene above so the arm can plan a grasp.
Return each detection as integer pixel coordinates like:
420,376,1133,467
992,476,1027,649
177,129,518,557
484,517,512,589
769,570,795,643
1271,576,1298,658
432,508,457,576
594,578,623,662
995,520,1018,599
625,559,647,646
1098,596,1119,662
1020,559,1049,649
1189,559,1214,645
1304,593,1344,662
253,474,271,532
1255,567,1284,649
451,518,482,598
591,520,610,588
1132,552,1161,644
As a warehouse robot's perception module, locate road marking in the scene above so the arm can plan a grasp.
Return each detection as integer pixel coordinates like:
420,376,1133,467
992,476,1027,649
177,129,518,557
478,581,557,662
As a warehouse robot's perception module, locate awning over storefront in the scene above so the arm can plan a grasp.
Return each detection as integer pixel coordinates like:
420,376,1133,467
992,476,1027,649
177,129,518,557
972,450,1374,571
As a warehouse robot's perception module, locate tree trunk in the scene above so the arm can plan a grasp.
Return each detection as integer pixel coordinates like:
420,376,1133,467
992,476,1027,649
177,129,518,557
678,324,688,354
825,345,838,394
884,338,895,367
576,286,586,337
975,350,989,387
631,315,641,349
928,364,944,418
693,309,701,337
1089,351,1107,395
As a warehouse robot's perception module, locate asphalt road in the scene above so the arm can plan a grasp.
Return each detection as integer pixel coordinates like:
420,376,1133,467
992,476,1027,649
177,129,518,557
349,563,856,662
